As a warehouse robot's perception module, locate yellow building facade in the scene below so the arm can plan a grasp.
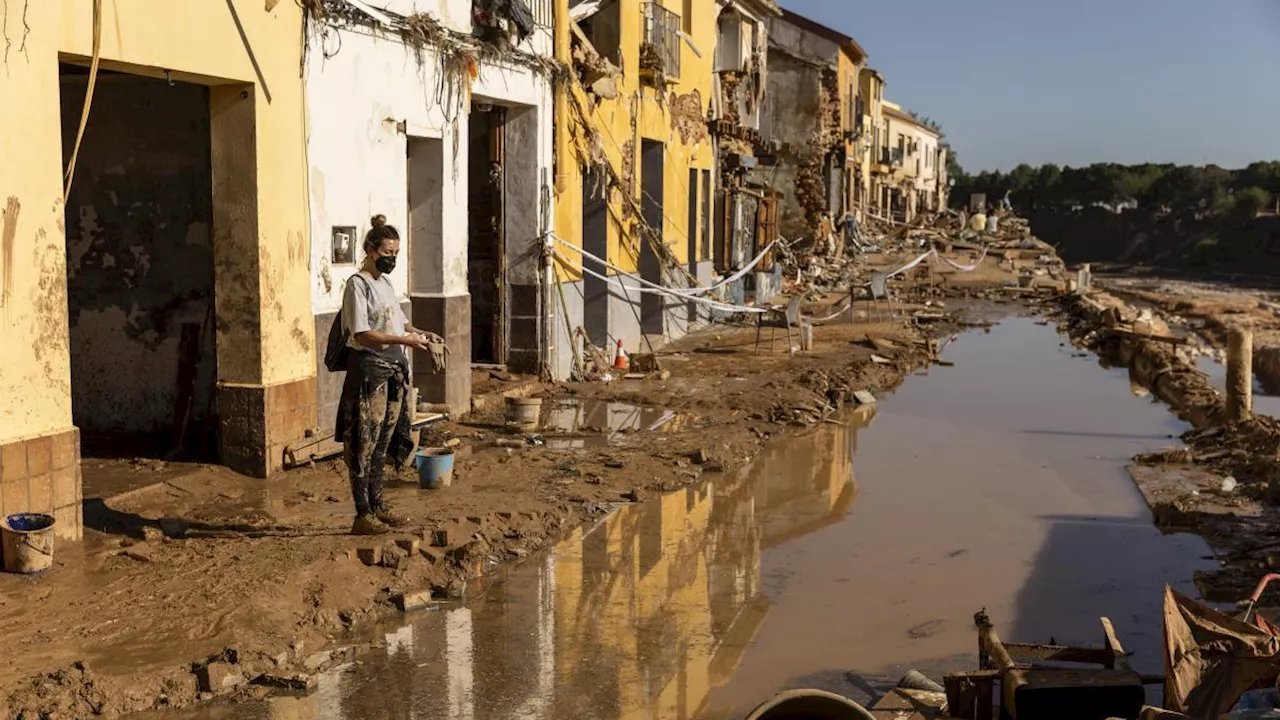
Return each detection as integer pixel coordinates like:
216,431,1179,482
858,67,888,220
553,0,719,354
0,0,313,538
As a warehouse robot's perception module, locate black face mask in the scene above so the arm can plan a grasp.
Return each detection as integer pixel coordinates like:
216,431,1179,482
374,255,397,274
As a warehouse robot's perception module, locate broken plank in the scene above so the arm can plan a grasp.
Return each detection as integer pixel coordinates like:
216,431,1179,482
870,688,950,720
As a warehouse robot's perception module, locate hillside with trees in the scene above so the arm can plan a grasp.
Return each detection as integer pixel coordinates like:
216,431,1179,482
949,162,1280,273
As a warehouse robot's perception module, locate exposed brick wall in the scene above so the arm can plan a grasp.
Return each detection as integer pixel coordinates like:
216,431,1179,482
218,378,317,478
0,428,83,541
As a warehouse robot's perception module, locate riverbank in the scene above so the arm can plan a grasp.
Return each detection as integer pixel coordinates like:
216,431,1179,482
0,243,1038,718
1055,286,1280,602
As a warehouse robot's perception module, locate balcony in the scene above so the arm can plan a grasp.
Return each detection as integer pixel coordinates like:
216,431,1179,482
641,1,681,80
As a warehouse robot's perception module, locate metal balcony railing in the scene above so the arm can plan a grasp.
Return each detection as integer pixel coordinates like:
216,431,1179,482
641,1,681,79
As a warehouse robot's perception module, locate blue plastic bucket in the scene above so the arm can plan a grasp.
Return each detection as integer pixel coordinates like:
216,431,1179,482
415,449,455,489
2,513,56,574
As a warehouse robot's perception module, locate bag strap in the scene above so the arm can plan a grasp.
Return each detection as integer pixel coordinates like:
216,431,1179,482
340,272,374,335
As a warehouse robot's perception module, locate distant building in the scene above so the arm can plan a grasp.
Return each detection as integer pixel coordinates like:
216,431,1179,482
858,67,888,221
753,9,867,250
883,101,945,222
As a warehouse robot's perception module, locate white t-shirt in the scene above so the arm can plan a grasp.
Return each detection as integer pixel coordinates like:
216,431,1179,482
341,271,408,362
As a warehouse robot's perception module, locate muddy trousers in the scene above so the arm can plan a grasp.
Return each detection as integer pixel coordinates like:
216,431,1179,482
343,380,404,517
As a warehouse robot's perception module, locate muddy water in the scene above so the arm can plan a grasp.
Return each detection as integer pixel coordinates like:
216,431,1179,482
1194,354,1280,418
148,317,1215,720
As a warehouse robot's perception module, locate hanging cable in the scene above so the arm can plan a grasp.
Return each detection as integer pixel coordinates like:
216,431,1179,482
64,0,103,202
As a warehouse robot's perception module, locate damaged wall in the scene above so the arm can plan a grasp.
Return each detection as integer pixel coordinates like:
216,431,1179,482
2,0,310,531
752,51,827,242
59,75,215,438
555,0,718,370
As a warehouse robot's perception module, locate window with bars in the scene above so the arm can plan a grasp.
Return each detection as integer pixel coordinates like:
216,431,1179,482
641,1,681,79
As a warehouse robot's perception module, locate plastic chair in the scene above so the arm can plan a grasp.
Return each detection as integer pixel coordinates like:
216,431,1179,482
868,271,896,321
755,296,802,356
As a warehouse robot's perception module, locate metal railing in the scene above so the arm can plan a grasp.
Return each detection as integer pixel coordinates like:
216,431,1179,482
642,1,681,78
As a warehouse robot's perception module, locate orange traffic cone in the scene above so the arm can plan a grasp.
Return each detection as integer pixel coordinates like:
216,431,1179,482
613,338,629,371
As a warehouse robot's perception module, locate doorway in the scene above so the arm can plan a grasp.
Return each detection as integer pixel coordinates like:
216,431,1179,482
59,64,217,463
639,139,665,335
407,135,445,393
583,166,610,348
468,106,508,365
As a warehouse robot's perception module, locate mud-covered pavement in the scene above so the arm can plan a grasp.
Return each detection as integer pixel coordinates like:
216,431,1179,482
134,315,1218,720
17,231,1222,719
1,277,978,718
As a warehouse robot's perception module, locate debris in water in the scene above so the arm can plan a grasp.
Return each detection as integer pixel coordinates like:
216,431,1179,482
1135,448,1195,465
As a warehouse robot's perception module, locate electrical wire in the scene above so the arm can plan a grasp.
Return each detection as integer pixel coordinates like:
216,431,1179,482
552,248,769,314
552,232,780,297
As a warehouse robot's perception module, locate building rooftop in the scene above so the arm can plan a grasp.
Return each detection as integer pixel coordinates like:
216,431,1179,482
778,8,868,63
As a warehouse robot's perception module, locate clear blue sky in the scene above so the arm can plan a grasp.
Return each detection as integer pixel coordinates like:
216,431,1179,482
780,0,1280,173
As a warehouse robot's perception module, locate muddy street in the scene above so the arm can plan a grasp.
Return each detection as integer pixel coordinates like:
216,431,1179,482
135,316,1214,720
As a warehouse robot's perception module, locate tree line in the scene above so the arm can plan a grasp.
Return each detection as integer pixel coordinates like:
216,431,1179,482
950,161,1280,218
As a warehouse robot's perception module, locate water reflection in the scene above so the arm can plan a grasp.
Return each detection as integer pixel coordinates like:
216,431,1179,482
541,399,690,447
152,407,876,720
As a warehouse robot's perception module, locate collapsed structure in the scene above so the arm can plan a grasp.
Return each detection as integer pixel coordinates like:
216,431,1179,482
0,0,951,539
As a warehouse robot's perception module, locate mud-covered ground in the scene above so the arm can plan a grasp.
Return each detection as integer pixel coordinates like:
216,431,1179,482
0,246,1042,718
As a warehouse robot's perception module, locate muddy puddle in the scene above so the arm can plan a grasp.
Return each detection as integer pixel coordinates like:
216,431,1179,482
141,317,1215,720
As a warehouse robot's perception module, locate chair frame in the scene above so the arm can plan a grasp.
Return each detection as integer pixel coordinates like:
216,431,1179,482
755,296,803,356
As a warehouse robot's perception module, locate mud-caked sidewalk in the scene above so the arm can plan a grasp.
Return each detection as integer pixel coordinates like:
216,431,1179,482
0,293,969,718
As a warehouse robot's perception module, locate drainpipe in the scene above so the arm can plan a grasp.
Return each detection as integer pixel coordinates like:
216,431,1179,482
553,0,570,195
546,0,570,379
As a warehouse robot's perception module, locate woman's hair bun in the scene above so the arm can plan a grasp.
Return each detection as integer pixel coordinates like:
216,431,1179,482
371,214,387,228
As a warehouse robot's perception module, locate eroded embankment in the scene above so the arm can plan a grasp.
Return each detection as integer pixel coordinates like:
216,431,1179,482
1058,291,1280,600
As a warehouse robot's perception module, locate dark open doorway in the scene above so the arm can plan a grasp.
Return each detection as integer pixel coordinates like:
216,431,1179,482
583,165,610,348
468,106,508,365
59,64,217,463
640,139,665,335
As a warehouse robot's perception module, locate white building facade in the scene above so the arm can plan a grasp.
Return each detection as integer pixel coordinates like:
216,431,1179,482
305,0,557,422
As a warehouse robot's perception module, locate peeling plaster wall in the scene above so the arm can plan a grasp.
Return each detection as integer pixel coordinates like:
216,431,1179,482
0,0,311,446
59,76,215,435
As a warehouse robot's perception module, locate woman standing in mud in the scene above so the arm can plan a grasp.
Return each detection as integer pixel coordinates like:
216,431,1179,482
336,215,440,535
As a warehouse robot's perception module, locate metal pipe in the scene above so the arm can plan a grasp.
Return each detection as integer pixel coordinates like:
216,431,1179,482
553,0,570,195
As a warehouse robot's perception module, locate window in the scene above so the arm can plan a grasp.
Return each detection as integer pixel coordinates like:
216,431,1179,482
580,0,622,65
715,11,743,72
642,1,681,78
683,0,692,34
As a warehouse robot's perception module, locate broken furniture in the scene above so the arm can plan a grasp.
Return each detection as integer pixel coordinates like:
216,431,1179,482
1162,584,1280,718
755,296,802,357
944,610,1144,720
